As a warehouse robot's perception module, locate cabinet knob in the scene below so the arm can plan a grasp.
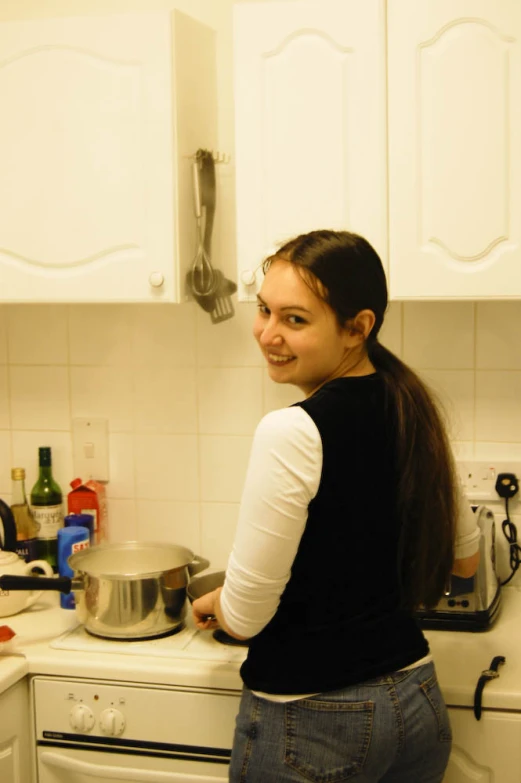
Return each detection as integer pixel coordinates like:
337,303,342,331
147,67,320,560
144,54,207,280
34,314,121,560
240,269,257,287
149,272,164,288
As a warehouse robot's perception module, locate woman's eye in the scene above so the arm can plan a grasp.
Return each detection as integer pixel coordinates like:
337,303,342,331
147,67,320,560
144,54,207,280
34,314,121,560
257,303,270,315
287,315,306,325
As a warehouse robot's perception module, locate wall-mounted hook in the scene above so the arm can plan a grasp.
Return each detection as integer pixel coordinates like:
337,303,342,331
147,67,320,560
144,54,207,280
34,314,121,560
186,149,231,164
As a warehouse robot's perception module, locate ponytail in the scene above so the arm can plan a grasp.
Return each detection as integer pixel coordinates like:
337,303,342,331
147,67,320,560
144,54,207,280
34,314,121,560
368,340,457,610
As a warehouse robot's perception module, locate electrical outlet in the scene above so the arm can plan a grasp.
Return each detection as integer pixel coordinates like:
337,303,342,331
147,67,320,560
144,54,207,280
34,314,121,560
456,460,521,501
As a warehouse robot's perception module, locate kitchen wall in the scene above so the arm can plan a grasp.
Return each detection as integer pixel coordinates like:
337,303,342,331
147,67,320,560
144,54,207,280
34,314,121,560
1,0,521,584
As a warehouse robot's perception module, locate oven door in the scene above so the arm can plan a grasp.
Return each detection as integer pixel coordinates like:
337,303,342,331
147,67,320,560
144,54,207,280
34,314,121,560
38,747,229,782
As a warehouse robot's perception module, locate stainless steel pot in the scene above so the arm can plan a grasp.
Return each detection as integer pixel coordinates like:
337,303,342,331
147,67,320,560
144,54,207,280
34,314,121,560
0,541,209,640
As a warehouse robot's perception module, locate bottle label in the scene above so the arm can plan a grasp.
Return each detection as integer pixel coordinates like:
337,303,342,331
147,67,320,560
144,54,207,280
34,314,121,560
15,538,40,563
33,505,63,539
71,539,90,555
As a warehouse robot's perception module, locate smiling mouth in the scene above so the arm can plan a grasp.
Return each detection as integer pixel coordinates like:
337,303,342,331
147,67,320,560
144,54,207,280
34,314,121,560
267,353,295,366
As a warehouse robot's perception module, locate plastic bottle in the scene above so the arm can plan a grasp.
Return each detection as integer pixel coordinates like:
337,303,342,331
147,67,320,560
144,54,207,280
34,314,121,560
64,513,94,544
10,467,40,563
57,526,90,609
30,447,63,573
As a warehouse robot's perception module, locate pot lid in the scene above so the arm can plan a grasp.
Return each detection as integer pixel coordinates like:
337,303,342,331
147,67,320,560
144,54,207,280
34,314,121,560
68,541,197,578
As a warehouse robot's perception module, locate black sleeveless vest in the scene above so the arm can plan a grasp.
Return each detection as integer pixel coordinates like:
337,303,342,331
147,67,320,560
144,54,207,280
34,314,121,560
240,375,429,695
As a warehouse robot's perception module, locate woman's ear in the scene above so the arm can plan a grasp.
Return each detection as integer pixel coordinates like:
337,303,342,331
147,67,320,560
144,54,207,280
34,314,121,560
344,310,376,343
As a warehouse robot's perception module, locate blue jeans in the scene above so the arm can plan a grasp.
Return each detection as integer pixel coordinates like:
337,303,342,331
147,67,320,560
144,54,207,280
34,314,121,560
229,662,451,783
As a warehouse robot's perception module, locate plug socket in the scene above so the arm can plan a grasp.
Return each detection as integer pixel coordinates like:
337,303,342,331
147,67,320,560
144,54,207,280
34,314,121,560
495,473,519,499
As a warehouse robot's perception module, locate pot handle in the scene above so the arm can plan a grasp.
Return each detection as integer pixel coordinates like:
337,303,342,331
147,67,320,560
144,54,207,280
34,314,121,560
0,499,17,552
188,555,210,577
0,574,73,593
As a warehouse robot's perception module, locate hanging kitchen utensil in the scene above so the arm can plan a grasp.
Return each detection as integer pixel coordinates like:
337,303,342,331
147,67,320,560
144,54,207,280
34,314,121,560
0,499,17,552
209,269,237,324
199,154,237,323
185,150,236,323
185,152,218,312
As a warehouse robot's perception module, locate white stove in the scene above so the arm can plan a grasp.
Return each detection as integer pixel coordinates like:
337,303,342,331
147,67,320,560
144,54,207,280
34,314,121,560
33,610,247,782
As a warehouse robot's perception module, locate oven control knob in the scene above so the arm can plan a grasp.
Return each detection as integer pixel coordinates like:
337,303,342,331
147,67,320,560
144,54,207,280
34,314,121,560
99,708,126,737
69,704,95,733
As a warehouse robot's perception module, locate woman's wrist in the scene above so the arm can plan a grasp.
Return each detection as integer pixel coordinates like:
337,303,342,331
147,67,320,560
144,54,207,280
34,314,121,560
213,587,224,624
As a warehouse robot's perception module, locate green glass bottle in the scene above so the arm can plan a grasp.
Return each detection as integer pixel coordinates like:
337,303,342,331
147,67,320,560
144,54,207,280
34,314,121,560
30,447,63,573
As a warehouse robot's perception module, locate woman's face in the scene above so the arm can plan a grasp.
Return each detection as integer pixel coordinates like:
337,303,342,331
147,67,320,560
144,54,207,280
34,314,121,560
253,260,373,396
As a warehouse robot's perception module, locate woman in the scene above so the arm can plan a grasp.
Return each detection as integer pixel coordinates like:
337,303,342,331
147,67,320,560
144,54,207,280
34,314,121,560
192,230,480,783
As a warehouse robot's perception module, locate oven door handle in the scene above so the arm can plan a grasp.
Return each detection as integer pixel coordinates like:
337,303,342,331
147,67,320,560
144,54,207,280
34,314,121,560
40,750,228,782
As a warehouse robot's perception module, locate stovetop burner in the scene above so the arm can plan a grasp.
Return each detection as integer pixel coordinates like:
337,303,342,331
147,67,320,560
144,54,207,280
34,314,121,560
51,621,248,663
85,623,185,643
213,629,249,647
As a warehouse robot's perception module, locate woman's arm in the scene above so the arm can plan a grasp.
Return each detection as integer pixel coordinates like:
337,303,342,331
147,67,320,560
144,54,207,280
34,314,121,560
192,586,249,640
192,407,322,640
452,550,480,578
452,488,481,576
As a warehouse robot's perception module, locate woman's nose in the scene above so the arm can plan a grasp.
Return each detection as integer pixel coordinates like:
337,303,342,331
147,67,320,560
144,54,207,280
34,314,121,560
259,319,283,347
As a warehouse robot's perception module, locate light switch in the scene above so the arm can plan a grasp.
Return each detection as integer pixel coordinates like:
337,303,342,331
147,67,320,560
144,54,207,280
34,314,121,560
72,418,109,481
84,442,95,458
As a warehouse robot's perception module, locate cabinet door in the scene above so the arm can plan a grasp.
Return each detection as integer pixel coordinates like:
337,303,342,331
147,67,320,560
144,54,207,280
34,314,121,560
0,679,32,783
388,0,521,299
0,12,199,303
444,707,521,782
234,0,387,300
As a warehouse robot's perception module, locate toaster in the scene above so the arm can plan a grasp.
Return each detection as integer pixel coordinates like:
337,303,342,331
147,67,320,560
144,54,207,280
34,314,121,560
415,505,501,631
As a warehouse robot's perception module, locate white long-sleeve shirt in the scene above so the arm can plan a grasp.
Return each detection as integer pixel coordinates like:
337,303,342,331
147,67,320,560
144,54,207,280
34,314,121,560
220,406,481,639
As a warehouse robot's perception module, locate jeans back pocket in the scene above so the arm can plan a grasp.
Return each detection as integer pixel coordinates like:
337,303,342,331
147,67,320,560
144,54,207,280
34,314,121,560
284,698,374,783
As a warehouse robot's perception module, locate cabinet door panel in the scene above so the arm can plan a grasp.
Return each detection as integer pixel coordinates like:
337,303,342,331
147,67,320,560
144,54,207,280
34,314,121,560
234,0,386,300
0,679,32,783
388,0,521,298
444,707,521,783
0,13,175,302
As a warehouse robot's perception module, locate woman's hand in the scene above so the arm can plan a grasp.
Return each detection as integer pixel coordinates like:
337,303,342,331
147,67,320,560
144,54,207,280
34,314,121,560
192,588,222,631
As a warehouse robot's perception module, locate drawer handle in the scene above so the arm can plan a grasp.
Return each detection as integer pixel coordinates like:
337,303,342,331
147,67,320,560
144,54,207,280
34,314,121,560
473,655,506,720
40,750,227,782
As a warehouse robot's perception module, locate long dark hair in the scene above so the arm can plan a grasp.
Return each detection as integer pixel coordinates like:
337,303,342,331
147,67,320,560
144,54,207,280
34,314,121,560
264,229,457,610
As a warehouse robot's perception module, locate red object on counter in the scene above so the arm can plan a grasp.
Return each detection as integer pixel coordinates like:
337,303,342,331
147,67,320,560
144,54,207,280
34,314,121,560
0,625,15,642
67,478,108,545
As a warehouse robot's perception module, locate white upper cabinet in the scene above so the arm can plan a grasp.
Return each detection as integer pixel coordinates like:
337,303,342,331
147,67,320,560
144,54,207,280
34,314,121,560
235,0,521,301
0,11,217,302
388,0,521,299
233,0,387,301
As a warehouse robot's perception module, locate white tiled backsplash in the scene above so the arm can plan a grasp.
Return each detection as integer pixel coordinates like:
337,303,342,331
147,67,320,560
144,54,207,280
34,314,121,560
2,297,521,584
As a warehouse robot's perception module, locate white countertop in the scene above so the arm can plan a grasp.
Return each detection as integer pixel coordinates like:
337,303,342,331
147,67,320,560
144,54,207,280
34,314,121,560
1,589,521,710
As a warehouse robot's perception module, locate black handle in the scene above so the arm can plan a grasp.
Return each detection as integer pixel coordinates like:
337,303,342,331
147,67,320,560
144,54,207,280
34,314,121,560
474,655,506,720
0,574,73,594
0,499,17,552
